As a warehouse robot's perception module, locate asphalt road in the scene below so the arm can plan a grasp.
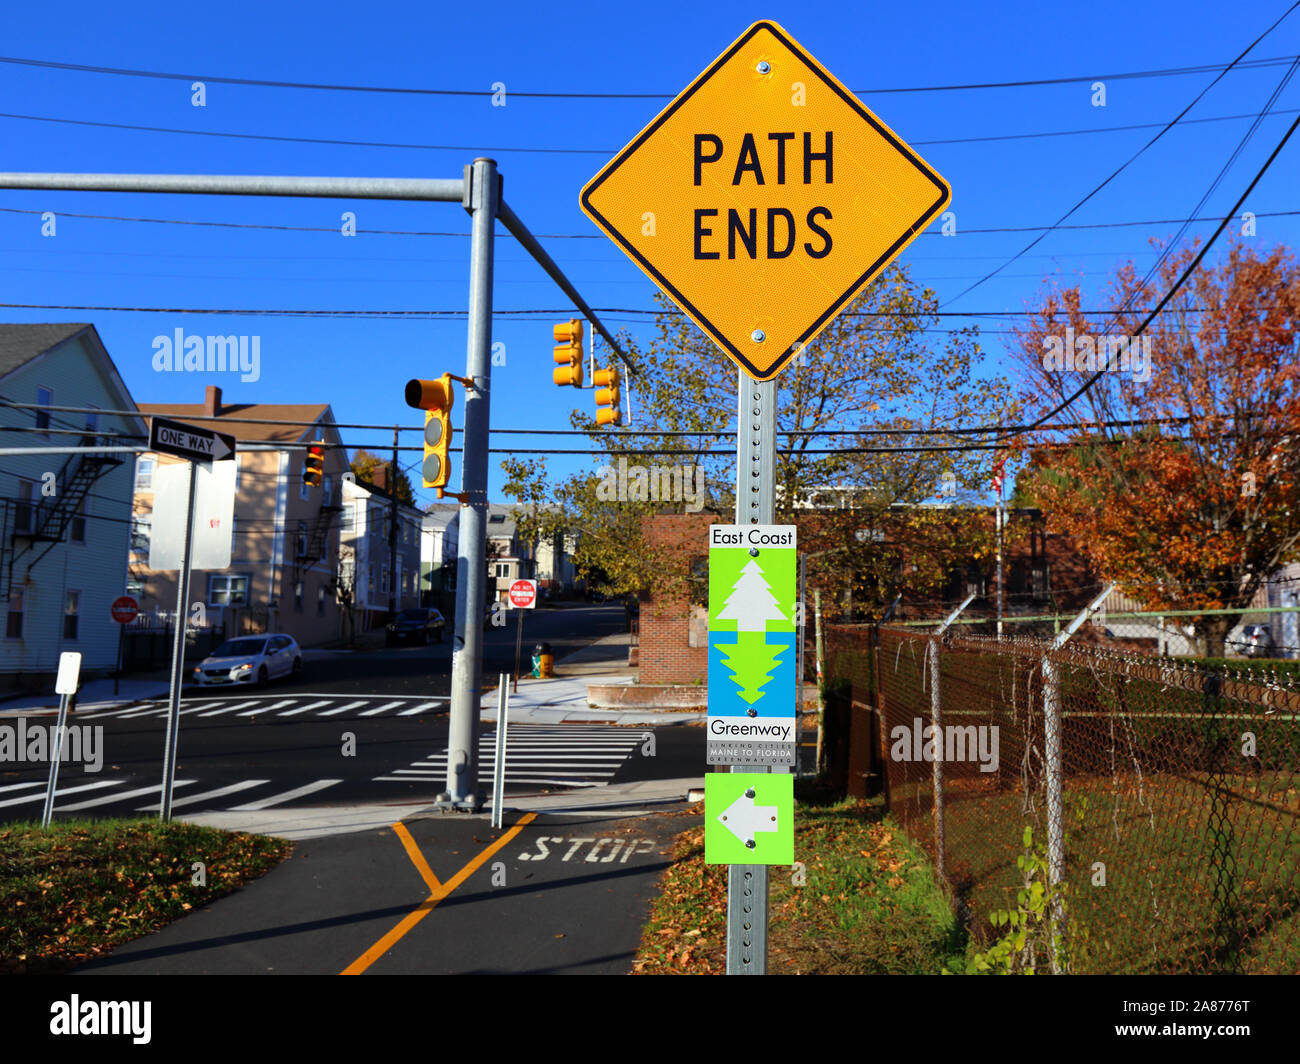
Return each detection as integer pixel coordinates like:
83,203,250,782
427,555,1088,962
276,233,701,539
0,606,704,824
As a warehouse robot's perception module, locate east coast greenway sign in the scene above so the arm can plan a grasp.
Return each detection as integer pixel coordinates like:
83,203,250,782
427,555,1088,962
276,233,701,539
579,20,951,381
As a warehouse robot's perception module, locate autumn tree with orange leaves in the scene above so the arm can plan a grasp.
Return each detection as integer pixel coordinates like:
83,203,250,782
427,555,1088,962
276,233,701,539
1010,239,1300,656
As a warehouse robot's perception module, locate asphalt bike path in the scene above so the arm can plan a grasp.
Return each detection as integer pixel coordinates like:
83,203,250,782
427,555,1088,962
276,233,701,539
74,807,686,975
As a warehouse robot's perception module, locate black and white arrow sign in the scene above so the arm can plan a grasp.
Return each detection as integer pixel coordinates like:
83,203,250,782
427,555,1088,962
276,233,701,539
149,416,236,463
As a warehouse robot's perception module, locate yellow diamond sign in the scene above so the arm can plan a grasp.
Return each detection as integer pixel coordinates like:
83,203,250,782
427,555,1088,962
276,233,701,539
580,20,951,381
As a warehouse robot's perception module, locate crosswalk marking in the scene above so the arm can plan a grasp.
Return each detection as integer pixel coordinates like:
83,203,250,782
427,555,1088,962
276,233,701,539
228,779,342,810
0,780,49,794
398,701,445,715
277,700,332,716
238,699,296,717
0,779,122,808
318,701,367,716
58,780,196,812
376,725,642,789
76,705,159,720
137,779,270,812
196,700,262,718
359,701,405,717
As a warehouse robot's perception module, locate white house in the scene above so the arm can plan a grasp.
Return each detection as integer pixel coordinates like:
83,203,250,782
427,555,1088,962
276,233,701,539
0,324,147,685
339,475,423,630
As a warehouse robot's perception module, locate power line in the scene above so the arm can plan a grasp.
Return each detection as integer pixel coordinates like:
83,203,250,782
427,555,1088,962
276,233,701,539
2,202,1294,242
943,3,1300,307
3,103,1297,155
1021,108,1300,434
2,52,1295,98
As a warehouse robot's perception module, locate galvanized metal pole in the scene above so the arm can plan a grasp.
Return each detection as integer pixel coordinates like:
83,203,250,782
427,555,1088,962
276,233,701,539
41,691,72,827
160,460,198,822
727,371,778,975
441,158,498,811
491,675,508,830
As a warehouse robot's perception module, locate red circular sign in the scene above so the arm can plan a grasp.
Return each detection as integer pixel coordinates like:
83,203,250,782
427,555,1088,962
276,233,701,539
111,596,139,625
508,580,537,609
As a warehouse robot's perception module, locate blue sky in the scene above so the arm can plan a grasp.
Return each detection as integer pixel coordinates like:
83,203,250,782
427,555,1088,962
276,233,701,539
3,0,1298,506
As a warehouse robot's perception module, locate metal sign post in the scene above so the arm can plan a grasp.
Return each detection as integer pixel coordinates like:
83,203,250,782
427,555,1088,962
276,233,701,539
41,652,81,827
159,459,198,822
726,372,781,974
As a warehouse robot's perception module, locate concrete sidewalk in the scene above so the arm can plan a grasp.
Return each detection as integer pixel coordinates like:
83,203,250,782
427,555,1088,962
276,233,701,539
0,675,171,716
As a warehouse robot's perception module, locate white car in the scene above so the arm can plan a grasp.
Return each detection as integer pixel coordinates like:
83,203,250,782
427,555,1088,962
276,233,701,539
192,634,302,688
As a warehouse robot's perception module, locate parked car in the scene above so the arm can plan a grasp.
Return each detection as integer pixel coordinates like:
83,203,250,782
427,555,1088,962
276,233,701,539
386,607,446,646
192,634,302,688
1235,624,1275,658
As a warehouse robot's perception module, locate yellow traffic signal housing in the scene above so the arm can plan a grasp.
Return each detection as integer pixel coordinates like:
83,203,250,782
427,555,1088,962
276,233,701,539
303,442,325,487
553,319,584,387
593,366,621,427
405,375,455,492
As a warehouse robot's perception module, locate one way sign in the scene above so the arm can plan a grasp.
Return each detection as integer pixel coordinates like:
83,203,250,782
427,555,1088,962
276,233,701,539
149,416,236,463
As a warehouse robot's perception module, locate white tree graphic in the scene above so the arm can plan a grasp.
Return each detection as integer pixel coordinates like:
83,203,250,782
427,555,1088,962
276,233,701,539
716,559,786,633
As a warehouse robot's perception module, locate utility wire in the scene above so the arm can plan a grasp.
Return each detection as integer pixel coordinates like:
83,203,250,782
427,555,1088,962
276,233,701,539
3,104,1298,155
942,4,1300,307
2,52,1294,98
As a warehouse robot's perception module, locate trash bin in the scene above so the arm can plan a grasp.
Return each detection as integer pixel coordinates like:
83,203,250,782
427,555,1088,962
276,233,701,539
532,642,554,679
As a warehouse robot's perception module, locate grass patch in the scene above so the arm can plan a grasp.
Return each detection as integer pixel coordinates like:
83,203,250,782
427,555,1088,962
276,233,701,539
634,797,964,974
0,818,292,974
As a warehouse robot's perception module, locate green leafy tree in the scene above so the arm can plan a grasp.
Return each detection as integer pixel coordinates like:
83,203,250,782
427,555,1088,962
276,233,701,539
351,449,413,504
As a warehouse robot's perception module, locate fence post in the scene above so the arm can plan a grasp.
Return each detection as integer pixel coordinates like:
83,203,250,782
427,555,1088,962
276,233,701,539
928,594,975,888
1042,582,1114,972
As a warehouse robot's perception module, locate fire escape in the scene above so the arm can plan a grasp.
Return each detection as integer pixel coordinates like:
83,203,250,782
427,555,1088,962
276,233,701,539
292,482,343,583
1,436,123,601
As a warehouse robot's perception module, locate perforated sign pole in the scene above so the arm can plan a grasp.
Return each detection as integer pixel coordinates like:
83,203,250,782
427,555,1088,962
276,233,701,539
727,372,780,974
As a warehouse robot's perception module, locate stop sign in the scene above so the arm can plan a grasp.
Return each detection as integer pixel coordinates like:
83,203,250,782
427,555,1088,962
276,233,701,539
508,580,537,609
111,596,139,625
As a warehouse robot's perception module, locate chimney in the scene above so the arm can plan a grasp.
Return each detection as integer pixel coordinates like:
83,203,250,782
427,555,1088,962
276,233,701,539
372,465,388,492
204,385,222,418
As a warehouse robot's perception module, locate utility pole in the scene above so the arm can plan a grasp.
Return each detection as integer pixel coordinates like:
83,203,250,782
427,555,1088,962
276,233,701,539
388,425,399,617
441,158,499,812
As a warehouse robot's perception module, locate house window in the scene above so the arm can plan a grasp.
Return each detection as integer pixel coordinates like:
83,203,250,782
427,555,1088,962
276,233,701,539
209,574,249,606
135,457,155,490
689,556,708,607
84,404,99,432
127,575,144,597
63,591,80,640
317,585,326,615
5,589,23,638
368,566,374,593
381,568,389,594
294,581,303,611
14,479,35,534
494,562,510,578
341,502,355,533
131,515,151,553
35,386,52,433
70,498,87,542
233,454,241,492
323,474,333,503
296,527,308,558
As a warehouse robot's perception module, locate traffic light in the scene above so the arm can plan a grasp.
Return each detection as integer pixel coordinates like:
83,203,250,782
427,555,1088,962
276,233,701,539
303,442,324,487
553,319,584,387
405,374,455,493
593,366,621,427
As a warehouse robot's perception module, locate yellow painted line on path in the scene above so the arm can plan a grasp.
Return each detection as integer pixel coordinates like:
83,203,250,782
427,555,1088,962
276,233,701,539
341,812,537,975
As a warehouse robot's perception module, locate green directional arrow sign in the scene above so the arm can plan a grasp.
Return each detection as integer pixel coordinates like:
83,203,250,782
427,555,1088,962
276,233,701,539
705,773,794,865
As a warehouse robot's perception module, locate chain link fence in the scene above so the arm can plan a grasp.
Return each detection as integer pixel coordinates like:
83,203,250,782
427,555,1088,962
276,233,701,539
826,624,1300,973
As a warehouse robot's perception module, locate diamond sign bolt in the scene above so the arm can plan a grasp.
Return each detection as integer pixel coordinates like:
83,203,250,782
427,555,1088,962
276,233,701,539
745,788,755,799
751,329,765,342
745,839,757,849
756,61,771,75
